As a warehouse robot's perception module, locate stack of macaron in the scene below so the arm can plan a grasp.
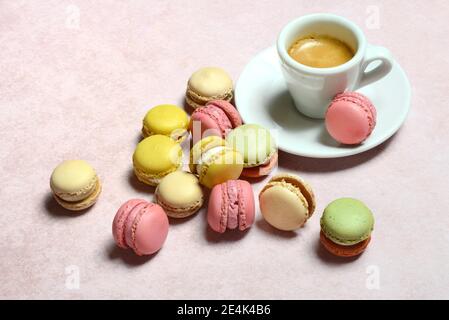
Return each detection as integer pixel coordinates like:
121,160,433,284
49,65,376,260
50,160,102,211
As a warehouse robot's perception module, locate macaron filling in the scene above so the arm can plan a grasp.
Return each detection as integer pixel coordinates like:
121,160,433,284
217,181,250,232
224,181,240,230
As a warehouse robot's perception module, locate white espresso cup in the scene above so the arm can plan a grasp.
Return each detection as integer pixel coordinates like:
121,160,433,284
277,13,393,119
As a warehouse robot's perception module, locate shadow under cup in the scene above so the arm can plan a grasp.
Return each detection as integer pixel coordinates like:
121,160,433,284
277,14,366,119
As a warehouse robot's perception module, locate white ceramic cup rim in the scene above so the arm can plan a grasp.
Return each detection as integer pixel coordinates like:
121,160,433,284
277,13,367,75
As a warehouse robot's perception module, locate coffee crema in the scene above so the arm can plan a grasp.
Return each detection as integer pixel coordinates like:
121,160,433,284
288,35,354,68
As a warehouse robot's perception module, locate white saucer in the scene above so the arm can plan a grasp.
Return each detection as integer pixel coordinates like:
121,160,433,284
235,46,411,158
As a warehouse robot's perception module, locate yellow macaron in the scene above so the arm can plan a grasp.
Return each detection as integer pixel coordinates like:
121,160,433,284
190,136,243,189
133,135,183,186
50,160,102,211
142,104,189,142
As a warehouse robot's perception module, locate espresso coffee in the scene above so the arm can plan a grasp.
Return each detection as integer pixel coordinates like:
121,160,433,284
288,35,354,68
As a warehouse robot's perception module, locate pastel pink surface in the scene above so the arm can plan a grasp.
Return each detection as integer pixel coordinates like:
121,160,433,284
207,180,255,233
206,100,243,128
112,199,147,249
132,204,169,256
2,0,449,300
325,92,377,145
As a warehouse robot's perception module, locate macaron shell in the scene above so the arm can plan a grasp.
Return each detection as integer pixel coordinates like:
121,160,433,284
207,180,255,233
185,89,233,110
132,204,169,256
133,135,183,185
225,180,240,230
320,231,371,257
241,151,278,178
326,92,377,145
336,92,377,122
124,201,149,250
155,171,204,218
237,180,255,230
259,184,308,231
207,183,227,233
226,124,277,167
268,173,316,216
112,199,147,249
189,136,226,174
206,100,242,128
53,179,102,211
188,67,233,97
142,104,189,137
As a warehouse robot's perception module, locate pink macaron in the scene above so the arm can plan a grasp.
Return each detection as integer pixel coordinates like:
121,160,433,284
112,199,169,256
207,180,255,233
190,100,242,142
325,92,377,145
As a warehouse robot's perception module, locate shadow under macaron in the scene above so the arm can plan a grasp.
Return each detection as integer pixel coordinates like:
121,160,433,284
314,237,362,264
277,133,395,173
255,219,298,239
106,241,158,266
204,224,250,243
127,169,156,195
43,193,93,218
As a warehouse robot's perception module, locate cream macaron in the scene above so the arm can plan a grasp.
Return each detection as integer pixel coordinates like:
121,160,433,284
50,160,102,211
155,171,204,218
259,173,316,231
186,67,233,109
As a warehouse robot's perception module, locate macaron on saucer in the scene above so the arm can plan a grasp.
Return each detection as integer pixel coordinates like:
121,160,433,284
155,171,204,218
189,136,244,189
235,46,410,158
226,124,278,178
190,100,242,141
112,199,169,256
207,180,255,233
325,92,377,145
50,160,102,211
133,135,183,186
320,198,374,257
259,173,315,231
186,67,233,109
142,104,189,142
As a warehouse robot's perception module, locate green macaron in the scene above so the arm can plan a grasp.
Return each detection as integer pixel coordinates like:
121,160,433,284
226,124,276,167
320,198,374,246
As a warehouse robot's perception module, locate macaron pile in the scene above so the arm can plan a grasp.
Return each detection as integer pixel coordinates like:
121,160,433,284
49,65,376,260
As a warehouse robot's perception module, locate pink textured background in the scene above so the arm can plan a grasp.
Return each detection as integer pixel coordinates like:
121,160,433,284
1,0,449,300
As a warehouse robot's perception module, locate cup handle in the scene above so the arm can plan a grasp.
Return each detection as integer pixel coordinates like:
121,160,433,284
358,45,393,89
